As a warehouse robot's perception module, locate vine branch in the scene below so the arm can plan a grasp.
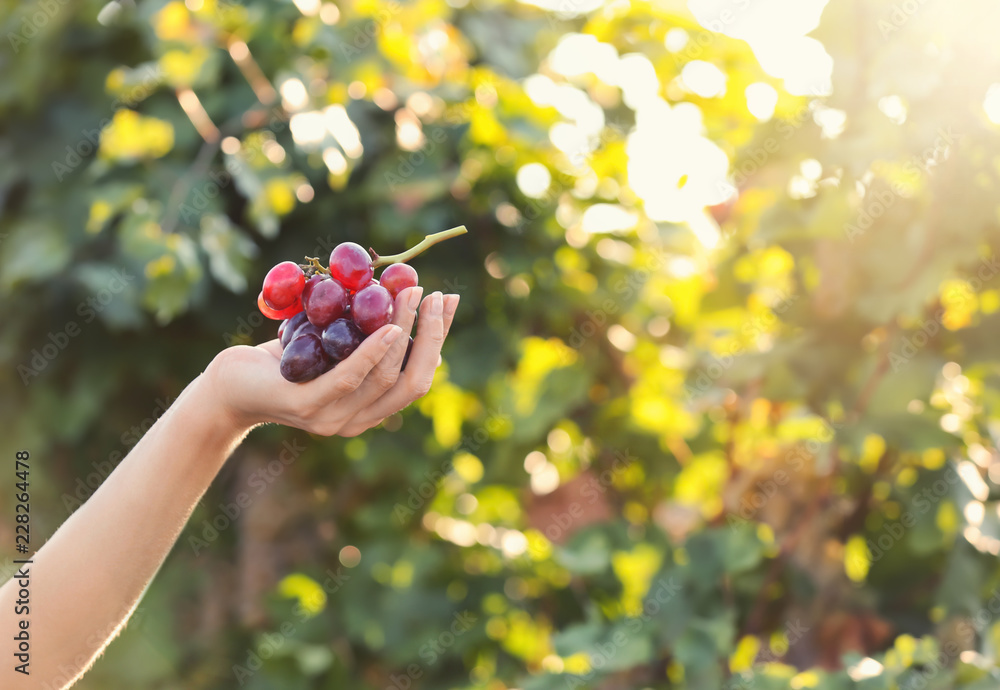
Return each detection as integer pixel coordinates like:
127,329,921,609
369,226,468,268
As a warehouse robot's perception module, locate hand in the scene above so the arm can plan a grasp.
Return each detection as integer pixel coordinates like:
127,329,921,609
205,288,459,436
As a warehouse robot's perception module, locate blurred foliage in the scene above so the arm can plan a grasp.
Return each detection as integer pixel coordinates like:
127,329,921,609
5,0,1000,688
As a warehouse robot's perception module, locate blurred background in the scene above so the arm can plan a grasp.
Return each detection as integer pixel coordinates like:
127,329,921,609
4,0,1000,688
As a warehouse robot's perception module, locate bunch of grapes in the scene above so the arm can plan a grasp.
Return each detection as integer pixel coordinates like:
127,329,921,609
257,226,466,383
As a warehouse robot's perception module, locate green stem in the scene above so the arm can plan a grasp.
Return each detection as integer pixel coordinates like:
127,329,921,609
369,225,467,268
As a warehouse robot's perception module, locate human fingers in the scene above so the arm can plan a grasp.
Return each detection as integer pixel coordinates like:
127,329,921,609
344,286,423,407
350,292,448,420
301,324,403,405
257,339,283,359
442,294,459,338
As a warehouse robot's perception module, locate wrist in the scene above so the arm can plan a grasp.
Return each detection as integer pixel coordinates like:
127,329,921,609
202,349,258,435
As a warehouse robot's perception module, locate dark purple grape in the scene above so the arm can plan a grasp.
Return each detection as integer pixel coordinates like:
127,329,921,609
352,284,394,335
280,312,309,348
292,321,322,342
279,334,329,383
321,318,364,362
306,278,350,328
401,336,414,371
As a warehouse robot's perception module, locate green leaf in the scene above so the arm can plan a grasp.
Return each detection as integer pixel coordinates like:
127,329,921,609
0,220,72,289
199,214,257,293
556,529,612,575
552,621,604,657
719,524,765,574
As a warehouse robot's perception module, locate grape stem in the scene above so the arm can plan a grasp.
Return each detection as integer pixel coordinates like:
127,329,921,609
300,257,330,276
369,225,467,268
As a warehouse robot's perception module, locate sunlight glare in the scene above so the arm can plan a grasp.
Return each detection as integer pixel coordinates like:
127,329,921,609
279,78,309,112
745,83,778,121
681,61,727,98
688,0,833,96
323,105,363,158
516,163,552,198
984,84,1000,124
289,111,326,147
581,204,639,234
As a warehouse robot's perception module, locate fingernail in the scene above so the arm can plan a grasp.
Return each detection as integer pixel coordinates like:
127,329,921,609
444,294,459,318
407,286,424,310
382,326,402,344
431,292,443,316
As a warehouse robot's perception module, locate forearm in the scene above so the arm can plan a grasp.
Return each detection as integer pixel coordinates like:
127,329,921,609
0,372,249,689
0,288,454,689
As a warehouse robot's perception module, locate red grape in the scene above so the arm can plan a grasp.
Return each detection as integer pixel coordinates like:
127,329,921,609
329,242,374,291
321,318,364,362
280,312,309,347
379,263,418,299
306,278,350,328
351,283,394,334
352,278,380,295
301,274,328,311
262,261,305,310
280,334,330,382
258,292,303,320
